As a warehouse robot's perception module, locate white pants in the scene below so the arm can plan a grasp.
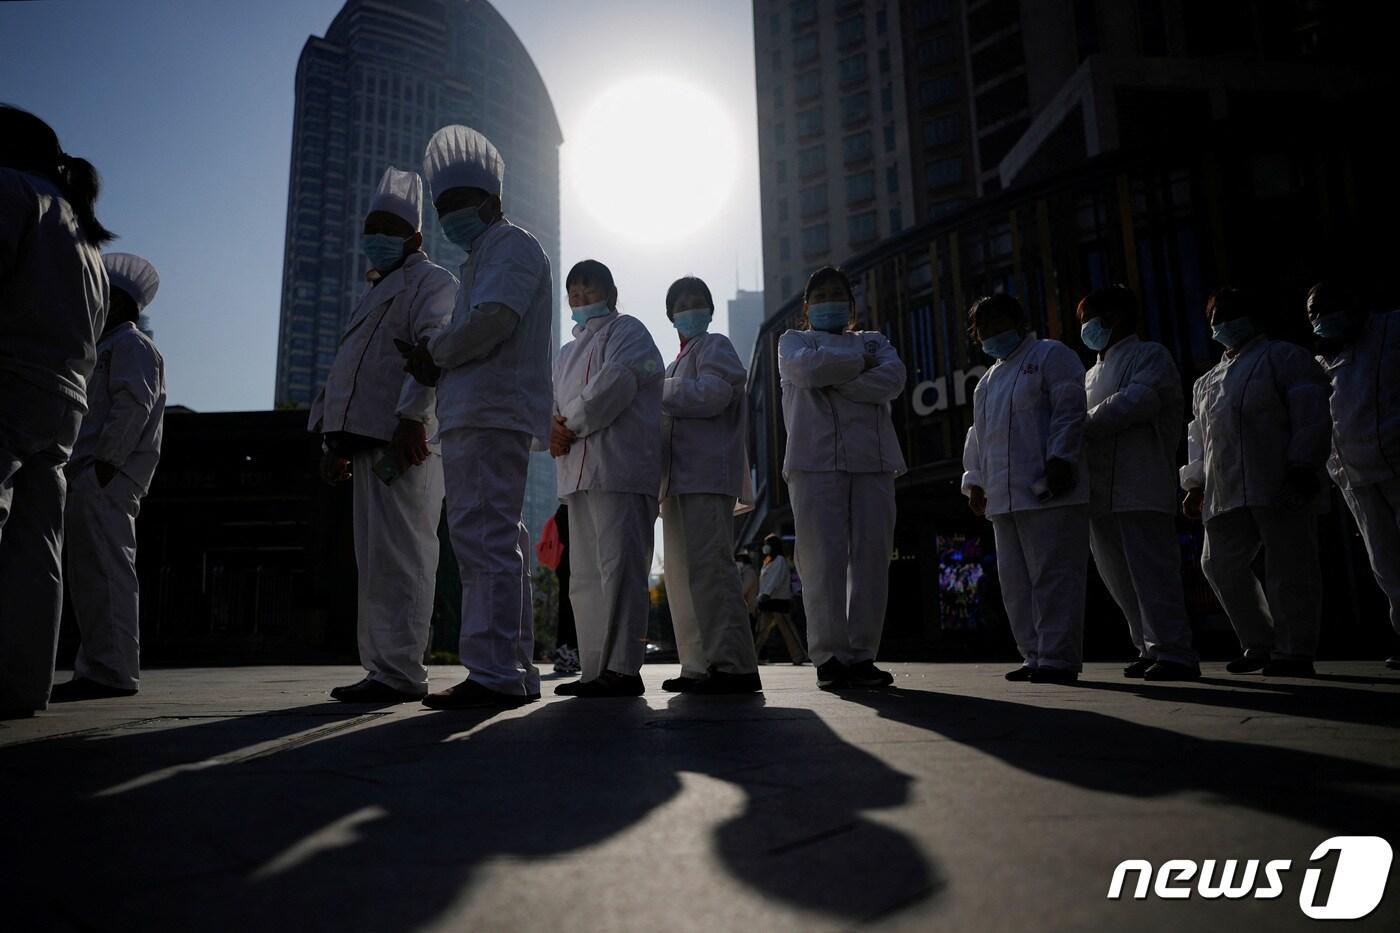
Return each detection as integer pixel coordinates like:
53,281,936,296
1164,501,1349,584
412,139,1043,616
566,489,655,680
991,505,1090,671
661,493,758,676
1202,506,1320,661
441,427,540,696
65,468,144,690
1090,510,1198,666
787,470,896,667
1340,477,1400,634
350,448,444,694
0,372,83,711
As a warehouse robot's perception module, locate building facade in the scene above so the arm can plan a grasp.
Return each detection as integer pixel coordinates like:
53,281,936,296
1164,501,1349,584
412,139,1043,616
274,0,563,548
726,288,766,367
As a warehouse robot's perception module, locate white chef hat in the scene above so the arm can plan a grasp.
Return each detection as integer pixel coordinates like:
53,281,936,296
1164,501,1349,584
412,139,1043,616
423,124,504,201
103,252,160,311
368,166,423,230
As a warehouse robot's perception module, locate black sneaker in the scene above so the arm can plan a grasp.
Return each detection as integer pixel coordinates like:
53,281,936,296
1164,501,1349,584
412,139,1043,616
1261,659,1315,678
1004,666,1034,682
1226,655,1269,674
686,668,763,695
422,678,537,709
1123,658,1153,678
816,659,848,689
661,675,706,693
563,670,645,698
844,660,895,688
1143,660,1201,681
1029,667,1079,685
50,677,139,703
330,677,425,704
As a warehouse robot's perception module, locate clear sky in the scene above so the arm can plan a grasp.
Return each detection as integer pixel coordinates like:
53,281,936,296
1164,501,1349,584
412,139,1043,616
0,0,765,412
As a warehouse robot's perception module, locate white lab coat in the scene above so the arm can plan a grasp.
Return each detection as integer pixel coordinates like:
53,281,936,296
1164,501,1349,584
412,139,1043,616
70,322,165,492
660,331,751,504
759,555,793,602
308,251,456,443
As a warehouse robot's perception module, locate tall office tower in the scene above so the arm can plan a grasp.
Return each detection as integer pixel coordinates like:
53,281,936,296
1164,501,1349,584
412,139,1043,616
276,0,563,551
751,0,977,314
726,288,765,367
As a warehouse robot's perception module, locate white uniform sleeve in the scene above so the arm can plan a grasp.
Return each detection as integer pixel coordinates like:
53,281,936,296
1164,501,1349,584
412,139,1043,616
397,265,457,422
1085,345,1178,439
778,331,865,388
95,336,161,468
663,336,744,418
429,230,543,369
831,334,907,403
1272,343,1332,470
1180,381,1206,490
961,425,982,494
1043,343,1088,464
561,318,664,437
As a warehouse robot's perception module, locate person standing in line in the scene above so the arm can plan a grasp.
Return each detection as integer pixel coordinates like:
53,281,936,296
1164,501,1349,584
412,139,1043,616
658,275,762,694
52,253,165,701
961,293,1090,684
778,266,907,689
405,125,551,708
1181,287,1331,677
309,167,455,704
0,106,113,718
1077,285,1200,681
549,259,664,697
754,533,805,664
1306,281,1400,669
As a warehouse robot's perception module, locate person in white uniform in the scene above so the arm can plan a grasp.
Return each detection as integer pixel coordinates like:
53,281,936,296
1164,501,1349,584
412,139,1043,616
778,266,906,690
405,125,551,709
961,293,1090,684
50,253,165,701
1077,285,1200,681
754,533,805,663
657,276,762,694
550,259,664,698
1181,287,1331,677
1306,281,1400,669
308,167,455,704
0,106,112,718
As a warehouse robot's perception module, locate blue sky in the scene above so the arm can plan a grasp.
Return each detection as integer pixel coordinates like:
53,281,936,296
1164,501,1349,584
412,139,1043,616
0,0,763,411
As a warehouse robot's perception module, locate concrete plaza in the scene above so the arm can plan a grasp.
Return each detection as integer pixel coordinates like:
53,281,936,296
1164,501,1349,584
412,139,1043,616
2,662,1397,931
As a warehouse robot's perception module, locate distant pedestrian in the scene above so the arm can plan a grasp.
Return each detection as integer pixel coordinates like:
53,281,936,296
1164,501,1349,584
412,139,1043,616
754,534,805,665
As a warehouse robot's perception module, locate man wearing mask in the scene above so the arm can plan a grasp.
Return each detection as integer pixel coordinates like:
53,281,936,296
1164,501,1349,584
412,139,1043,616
1078,285,1199,681
51,253,164,701
961,294,1089,684
1307,282,1400,669
309,167,456,704
1181,288,1331,676
405,125,551,709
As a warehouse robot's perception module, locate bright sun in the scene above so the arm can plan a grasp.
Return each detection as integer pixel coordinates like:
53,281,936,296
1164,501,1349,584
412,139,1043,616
568,75,739,244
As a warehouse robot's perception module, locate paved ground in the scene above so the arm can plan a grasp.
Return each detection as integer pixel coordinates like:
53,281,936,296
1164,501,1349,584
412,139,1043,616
2,662,1398,932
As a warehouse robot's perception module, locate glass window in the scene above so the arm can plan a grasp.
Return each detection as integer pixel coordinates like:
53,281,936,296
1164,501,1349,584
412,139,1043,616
839,53,867,85
846,171,875,203
884,124,896,152
879,47,891,73
848,210,878,244
797,108,823,137
914,0,953,28
926,157,964,189
773,84,784,109
798,145,825,177
886,162,900,193
770,11,781,34
775,122,787,145
778,197,789,222
918,34,955,66
836,16,865,47
779,236,792,261
876,7,888,34
776,160,789,183
771,48,782,71
841,92,870,126
799,183,828,217
919,74,958,107
922,114,961,147
781,274,793,297
890,207,903,233
881,84,894,113
801,223,830,256
795,33,819,64
796,70,822,101
793,0,817,27
843,131,873,164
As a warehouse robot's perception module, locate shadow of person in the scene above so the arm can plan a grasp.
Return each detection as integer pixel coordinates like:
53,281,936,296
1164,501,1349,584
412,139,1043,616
3,694,938,931
1074,676,1400,731
835,687,1399,836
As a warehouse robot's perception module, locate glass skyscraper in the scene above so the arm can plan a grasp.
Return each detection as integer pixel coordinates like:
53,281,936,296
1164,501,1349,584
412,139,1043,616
276,0,563,549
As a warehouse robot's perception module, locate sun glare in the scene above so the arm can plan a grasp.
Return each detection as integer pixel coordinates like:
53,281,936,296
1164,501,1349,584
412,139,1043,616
568,75,739,244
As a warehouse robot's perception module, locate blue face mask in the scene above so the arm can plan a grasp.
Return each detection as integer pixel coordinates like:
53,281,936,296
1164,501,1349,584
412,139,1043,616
439,206,489,252
1080,317,1112,352
361,233,407,271
673,308,712,340
980,329,1023,360
1311,312,1351,341
1211,318,1255,350
571,300,611,327
807,302,849,332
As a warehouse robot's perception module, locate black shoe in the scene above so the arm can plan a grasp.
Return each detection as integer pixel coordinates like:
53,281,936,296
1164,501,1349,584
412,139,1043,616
422,678,538,709
1386,656,1399,671
844,660,895,688
1029,667,1079,684
1123,658,1153,678
1143,660,1201,682
1004,666,1034,682
560,670,644,698
816,659,847,689
1261,659,1315,678
50,677,138,703
685,668,763,695
1226,655,1269,674
661,675,706,693
330,677,425,704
